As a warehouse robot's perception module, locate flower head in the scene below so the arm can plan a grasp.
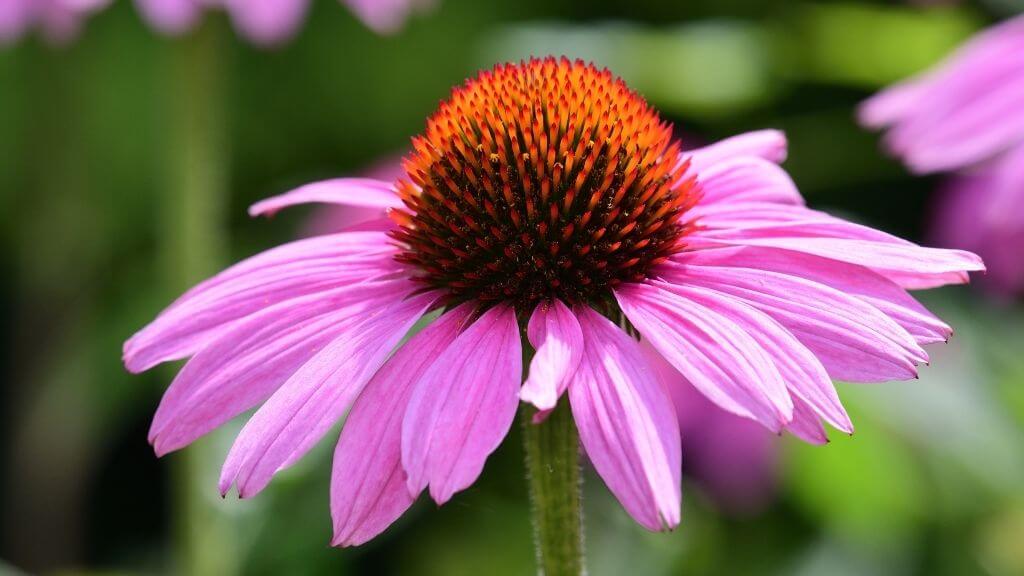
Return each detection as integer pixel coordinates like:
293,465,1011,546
134,0,433,45
125,58,983,544
391,60,697,308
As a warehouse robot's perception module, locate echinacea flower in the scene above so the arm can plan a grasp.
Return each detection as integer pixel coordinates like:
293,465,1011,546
125,58,983,545
859,15,1023,296
314,155,782,517
0,0,109,45
134,0,433,45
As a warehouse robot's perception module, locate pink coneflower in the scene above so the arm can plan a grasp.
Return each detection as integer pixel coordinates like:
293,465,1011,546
125,58,983,546
134,0,433,45
859,15,1023,296
313,157,783,517
0,0,109,45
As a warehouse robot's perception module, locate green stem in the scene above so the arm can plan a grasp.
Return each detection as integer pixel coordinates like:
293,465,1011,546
521,401,585,576
160,21,233,576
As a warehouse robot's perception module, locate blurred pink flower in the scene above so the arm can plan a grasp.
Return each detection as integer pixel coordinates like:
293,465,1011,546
0,0,109,45
134,0,433,45
124,60,982,545
930,143,1024,296
859,15,1024,174
860,15,1024,297
645,344,778,515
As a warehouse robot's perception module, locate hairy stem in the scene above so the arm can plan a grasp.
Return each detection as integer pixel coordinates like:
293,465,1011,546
521,400,585,576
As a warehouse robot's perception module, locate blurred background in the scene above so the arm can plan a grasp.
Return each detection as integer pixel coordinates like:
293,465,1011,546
2,0,1024,574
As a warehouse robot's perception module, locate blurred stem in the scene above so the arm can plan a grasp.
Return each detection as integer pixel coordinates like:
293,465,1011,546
160,21,233,576
521,400,584,576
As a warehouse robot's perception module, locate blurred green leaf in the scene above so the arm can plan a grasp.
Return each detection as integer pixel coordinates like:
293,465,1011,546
782,3,981,87
481,20,779,118
784,414,928,548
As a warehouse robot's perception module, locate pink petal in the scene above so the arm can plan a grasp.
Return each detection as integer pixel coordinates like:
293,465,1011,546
520,299,584,412
249,178,404,218
123,231,396,372
786,396,829,445
688,220,984,289
679,246,952,344
569,307,681,531
694,157,804,207
684,129,788,174
218,290,437,498
692,209,916,243
690,202,828,231
660,262,925,382
150,279,415,455
331,304,472,547
401,305,522,504
615,283,793,431
657,283,852,434
858,77,931,129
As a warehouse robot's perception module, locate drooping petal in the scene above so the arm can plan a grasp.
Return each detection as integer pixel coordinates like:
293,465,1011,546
520,299,584,412
786,396,830,445
331,304,472,547
149,278,415,455
249,178,404,218
684,129,788,173
123,231,397,372
660,263,925,382
615,283,793,430
678,246,952,344
219,290,438,498
656,283,852,433
569,307,681,531
401,305,522,504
